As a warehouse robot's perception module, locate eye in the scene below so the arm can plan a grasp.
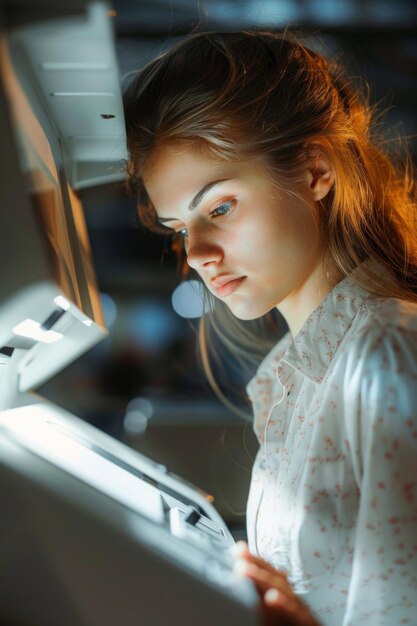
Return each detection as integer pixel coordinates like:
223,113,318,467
170,200,234,239
210,200,234,217
164,225,187,238
176,227,189,238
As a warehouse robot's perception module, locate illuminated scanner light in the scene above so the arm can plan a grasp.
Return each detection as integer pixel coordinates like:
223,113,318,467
13,319,63,343
54,295,71,311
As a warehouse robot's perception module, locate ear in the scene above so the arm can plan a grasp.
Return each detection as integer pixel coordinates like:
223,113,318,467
305,150,335,202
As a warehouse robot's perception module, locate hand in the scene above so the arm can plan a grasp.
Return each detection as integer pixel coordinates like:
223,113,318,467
233,542,322,626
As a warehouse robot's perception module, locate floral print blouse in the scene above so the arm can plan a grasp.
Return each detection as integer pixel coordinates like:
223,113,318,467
246,272,417,626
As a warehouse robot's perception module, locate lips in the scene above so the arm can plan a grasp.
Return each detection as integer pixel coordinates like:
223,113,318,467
210,275,246,297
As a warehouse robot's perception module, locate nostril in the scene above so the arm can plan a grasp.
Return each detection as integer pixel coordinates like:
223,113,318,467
187,246,223,266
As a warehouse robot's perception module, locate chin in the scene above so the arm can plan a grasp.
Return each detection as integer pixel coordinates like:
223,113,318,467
226,301,272,321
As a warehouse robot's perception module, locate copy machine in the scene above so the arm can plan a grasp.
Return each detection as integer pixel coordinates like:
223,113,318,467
0,3,260,624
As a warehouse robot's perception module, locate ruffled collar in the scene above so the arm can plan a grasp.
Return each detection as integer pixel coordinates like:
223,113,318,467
280,273,371,384
246,271,372,441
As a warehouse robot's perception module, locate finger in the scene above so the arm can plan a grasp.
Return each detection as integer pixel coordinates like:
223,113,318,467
235,560,294,597
264,588,296,610
233,543,288,578
247,555,288,578
233,541,251,558
263,590,301,626
264,588,321,626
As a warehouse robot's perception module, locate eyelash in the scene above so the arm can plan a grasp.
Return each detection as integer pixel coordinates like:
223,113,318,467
174,201,234,238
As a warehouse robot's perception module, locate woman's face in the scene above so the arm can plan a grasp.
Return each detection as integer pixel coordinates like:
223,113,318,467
143,144,327,323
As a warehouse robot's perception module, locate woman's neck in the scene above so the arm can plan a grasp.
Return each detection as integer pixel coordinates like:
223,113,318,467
277,259,344,339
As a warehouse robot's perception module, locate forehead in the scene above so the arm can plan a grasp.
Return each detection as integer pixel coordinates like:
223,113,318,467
142,145,239,215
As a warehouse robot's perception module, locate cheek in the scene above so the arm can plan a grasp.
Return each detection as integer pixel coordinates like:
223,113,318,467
241,214,296,262
261,203,319,257
222,223,263,266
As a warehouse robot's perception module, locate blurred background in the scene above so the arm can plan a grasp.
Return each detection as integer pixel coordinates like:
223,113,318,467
39,0,417,535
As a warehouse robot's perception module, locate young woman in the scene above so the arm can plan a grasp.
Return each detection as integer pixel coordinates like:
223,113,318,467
123,31,417,626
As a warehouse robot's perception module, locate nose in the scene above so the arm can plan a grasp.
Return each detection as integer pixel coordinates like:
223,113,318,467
185,228,223,271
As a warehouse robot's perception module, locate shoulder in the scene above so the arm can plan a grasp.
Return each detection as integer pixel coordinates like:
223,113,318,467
359,294,417,331
342,296,417,403
347,295,417,356
338,298,417,462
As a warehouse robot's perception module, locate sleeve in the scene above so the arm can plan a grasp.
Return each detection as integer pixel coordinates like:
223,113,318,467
343,324,417,626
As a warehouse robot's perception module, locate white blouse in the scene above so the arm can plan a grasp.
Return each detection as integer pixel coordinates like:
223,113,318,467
246,271,417,626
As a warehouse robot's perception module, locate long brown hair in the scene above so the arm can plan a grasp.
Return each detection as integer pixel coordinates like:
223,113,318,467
123,31,417,416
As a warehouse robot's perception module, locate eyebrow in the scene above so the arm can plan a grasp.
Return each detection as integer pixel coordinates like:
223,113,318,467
156,178,231,224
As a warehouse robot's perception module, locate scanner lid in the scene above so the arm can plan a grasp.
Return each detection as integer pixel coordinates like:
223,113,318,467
0,2,126,391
